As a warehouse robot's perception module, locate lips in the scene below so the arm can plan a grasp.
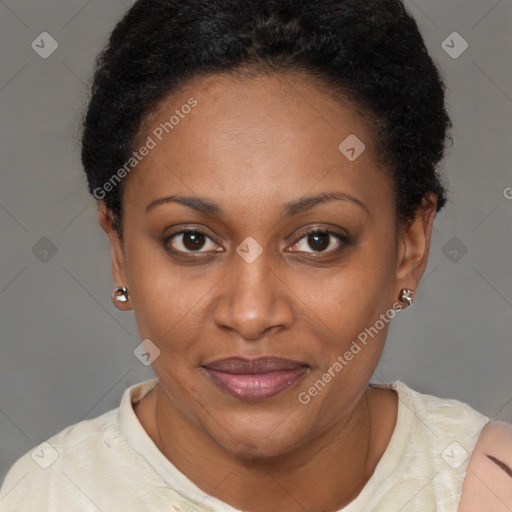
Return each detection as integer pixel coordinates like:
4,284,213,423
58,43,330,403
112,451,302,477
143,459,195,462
203,356,309,400
204,356,307,374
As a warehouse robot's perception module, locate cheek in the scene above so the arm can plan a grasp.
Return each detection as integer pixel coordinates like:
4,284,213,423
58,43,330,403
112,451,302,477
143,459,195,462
130,275,211,352
292,237,398,403
122,238,209,345
295,239,397,341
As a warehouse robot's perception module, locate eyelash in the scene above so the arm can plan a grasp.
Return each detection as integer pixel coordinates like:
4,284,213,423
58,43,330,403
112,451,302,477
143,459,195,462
163,227,353,257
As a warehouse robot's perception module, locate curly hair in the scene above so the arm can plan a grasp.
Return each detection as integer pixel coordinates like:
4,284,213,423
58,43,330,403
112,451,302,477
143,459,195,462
81,0,452,235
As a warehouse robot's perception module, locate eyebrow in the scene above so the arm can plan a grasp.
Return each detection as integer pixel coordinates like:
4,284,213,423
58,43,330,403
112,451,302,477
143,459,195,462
145,191,369,218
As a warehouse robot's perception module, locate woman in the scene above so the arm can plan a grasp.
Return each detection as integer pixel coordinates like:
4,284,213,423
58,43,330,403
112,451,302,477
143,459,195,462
1,0,511,510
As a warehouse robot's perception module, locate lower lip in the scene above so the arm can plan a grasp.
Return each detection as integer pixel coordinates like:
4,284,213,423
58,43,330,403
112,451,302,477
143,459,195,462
204,367,309,400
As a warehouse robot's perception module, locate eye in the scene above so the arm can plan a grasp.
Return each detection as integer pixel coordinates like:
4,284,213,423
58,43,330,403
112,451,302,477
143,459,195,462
164,227,352,256
288,228,351,254
165,229,223,254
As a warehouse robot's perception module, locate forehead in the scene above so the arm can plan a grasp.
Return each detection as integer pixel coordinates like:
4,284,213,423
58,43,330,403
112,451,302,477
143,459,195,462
138,71,380,156
125,72,393,219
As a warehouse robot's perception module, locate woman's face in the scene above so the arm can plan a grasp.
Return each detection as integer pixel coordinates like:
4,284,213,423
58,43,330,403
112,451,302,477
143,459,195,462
101,72,434,458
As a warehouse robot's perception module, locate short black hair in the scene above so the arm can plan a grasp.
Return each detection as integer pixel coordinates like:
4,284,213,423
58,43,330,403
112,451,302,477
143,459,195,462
81,0,451,234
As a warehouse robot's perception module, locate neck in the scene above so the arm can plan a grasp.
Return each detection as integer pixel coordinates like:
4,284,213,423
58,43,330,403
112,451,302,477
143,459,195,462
154,385,374,512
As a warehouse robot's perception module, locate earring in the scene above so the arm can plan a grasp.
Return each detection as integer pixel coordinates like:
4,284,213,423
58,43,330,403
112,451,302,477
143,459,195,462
112,286,129,304
399,288,415,307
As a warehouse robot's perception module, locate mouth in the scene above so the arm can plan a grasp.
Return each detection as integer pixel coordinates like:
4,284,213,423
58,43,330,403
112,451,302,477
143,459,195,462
202,356,310,400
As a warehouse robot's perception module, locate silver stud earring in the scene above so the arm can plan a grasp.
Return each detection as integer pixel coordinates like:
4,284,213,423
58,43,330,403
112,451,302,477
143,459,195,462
112,286,129,304
399,288,415,307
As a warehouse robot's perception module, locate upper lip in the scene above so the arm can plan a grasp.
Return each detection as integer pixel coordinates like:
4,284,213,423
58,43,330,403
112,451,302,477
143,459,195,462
203,356,309,374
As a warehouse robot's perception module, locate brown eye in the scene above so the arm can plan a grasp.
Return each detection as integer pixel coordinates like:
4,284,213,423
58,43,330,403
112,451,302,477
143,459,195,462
306,232,330,251
165,230,222,253
289,229,350,254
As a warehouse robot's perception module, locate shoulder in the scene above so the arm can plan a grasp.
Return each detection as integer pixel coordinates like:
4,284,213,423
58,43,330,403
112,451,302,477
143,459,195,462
0,408,122,510
390,382,511,510
477,419,512,442
458,420,512,512
0,379,165,511
388,380,491,434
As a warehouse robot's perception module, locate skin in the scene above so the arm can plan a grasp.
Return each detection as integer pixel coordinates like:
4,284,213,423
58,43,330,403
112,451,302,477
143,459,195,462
458,421,512,512
98,72,437,512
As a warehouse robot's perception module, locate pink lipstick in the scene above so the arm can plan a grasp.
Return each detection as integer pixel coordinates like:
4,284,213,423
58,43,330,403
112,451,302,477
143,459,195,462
203,356,309,400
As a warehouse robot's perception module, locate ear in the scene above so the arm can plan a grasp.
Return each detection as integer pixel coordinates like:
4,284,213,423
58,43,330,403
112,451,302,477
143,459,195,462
394,194,438,301
98,201,132,311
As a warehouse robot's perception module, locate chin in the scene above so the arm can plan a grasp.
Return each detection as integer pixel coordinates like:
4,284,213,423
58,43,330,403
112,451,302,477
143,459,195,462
205,409,310,461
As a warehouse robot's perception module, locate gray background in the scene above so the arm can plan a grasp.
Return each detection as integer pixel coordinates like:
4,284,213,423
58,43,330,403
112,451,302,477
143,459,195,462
0,0,511,485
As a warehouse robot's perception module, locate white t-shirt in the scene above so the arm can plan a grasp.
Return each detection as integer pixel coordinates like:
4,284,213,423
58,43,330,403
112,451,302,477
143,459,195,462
0,378,491,511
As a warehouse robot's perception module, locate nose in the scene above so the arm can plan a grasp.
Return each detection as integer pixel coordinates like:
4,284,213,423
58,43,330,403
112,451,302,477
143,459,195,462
212,250,295,341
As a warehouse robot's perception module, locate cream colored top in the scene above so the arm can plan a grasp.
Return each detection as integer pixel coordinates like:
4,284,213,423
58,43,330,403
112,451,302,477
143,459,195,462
0,378,491,511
